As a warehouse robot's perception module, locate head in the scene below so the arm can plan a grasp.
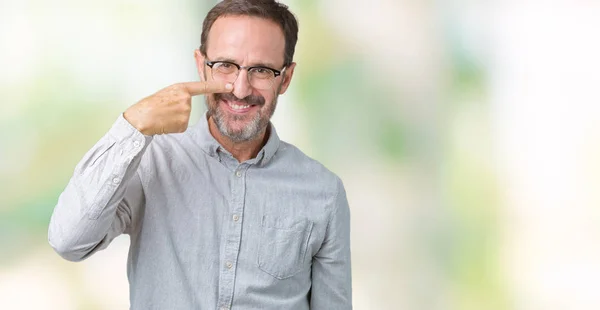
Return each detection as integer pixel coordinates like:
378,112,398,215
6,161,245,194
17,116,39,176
194,0,298,142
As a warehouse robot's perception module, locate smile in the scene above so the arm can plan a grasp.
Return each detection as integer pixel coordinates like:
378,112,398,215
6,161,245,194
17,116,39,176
221,99,256,113
230,103,250,110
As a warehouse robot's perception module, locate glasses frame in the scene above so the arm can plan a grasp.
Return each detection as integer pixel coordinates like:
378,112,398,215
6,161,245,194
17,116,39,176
204,60,286,89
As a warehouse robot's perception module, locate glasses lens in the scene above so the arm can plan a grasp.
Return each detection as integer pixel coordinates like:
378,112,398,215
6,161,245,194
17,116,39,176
211,62,238,83
248,68,275,90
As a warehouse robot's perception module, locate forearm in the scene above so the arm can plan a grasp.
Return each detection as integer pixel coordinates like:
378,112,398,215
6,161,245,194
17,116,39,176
48,114,151,261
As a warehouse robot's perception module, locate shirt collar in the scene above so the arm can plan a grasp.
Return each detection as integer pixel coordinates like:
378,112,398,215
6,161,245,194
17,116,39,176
192,111,280,166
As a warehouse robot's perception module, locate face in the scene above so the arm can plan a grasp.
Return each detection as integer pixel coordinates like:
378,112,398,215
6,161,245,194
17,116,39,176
195,15,296,142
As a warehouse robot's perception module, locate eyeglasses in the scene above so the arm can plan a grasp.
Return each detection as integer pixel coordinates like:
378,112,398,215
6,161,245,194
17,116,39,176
205,60,286,90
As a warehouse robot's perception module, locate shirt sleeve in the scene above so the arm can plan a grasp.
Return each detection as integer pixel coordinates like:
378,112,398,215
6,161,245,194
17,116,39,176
48,114,152,262
310,177,353,309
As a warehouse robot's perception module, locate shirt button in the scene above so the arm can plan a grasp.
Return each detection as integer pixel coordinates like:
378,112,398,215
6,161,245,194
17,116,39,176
235,170,242,177
226,262,233,269
133,140,141,148
112,177,120,184
233,214,239,222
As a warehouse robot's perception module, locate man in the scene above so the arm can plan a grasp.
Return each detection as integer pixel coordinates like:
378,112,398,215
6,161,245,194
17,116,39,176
48,0,352,309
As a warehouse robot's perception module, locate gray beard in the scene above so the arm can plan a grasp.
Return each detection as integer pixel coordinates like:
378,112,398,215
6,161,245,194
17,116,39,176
213,106,263,142
206,97,277,143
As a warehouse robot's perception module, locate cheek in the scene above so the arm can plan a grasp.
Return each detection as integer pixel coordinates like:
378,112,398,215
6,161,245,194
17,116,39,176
207,94,218,106
259,90,277,106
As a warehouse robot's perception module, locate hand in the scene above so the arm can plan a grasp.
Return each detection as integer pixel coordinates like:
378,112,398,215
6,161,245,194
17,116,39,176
124,81,232,136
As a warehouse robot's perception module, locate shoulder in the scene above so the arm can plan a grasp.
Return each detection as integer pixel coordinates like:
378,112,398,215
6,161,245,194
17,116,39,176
138,129,204,174
273,140,344,195
143,128,201,156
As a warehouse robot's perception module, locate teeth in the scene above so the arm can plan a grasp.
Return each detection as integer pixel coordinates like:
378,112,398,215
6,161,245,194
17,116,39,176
228,102,250,110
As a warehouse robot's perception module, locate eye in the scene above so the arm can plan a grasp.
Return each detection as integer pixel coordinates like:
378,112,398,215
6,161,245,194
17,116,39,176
250,67,274,78
219,62,233,69
214,62,237,74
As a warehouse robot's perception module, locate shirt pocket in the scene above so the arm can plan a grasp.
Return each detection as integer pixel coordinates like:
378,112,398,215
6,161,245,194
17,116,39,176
257,214,314,280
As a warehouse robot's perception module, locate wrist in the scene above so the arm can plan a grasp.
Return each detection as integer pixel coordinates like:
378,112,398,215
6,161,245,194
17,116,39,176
123,109,153,136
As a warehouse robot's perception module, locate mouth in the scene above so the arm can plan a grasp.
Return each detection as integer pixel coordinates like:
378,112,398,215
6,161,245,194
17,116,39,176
220,98,258,114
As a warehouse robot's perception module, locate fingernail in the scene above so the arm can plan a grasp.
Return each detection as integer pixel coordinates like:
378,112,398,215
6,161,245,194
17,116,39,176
225,83,233,90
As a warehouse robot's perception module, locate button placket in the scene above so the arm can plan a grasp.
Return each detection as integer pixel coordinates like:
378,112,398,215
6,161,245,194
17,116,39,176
217,165,247,309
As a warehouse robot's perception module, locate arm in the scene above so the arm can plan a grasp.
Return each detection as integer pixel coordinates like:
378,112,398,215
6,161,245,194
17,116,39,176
48,81,232,262
310,178,353,309
48,114,151,262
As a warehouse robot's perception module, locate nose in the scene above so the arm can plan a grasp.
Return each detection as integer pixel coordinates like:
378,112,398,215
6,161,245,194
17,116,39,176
232,69,253,99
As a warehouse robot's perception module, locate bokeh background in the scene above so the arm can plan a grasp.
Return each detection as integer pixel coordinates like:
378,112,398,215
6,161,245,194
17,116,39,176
1,0,600,309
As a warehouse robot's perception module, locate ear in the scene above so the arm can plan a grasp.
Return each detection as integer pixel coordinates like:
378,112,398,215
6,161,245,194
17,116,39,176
278,62,296,95
194,49,206,81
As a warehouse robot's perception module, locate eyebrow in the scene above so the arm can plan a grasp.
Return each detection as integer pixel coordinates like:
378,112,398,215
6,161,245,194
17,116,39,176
252,62,281,70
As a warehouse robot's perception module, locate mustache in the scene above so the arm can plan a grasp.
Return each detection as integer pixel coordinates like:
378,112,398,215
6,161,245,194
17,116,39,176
214,93,265,106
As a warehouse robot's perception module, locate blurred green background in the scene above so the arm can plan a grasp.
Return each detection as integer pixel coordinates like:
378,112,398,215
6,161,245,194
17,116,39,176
2,0,600,309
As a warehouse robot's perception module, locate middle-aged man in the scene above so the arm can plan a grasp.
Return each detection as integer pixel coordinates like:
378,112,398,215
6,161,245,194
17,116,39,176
48,0,352,309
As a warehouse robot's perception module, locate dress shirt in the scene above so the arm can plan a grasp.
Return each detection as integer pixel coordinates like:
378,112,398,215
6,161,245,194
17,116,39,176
48,112,352,310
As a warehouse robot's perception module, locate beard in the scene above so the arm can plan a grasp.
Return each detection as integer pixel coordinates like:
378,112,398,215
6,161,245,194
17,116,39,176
206,91,277,143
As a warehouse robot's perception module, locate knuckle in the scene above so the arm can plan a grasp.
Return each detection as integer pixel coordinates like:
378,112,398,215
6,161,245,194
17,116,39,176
165,85,182,96
160,86,173,95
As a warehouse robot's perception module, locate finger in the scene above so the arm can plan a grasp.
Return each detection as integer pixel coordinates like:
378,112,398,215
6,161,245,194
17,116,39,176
182,81,233,96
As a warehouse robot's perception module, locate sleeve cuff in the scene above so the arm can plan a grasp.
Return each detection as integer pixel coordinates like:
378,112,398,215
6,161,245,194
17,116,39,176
108,113,153,152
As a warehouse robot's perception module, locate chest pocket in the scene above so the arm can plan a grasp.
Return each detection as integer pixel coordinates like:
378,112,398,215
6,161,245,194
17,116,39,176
257,214,314,280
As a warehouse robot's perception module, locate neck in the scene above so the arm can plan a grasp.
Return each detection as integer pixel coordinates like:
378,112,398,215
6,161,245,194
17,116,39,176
207,116,269,162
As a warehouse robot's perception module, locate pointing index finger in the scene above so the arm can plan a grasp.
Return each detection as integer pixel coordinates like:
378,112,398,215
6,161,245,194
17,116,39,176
183,81,232,96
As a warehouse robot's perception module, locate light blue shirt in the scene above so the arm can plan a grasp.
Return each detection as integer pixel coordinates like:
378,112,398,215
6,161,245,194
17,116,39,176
48,113,352,309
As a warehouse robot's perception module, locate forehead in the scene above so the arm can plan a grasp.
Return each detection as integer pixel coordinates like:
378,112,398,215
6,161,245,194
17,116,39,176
206,15,285,67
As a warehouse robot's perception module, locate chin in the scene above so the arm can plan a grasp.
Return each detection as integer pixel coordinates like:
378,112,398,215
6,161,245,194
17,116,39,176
218,120,259,142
